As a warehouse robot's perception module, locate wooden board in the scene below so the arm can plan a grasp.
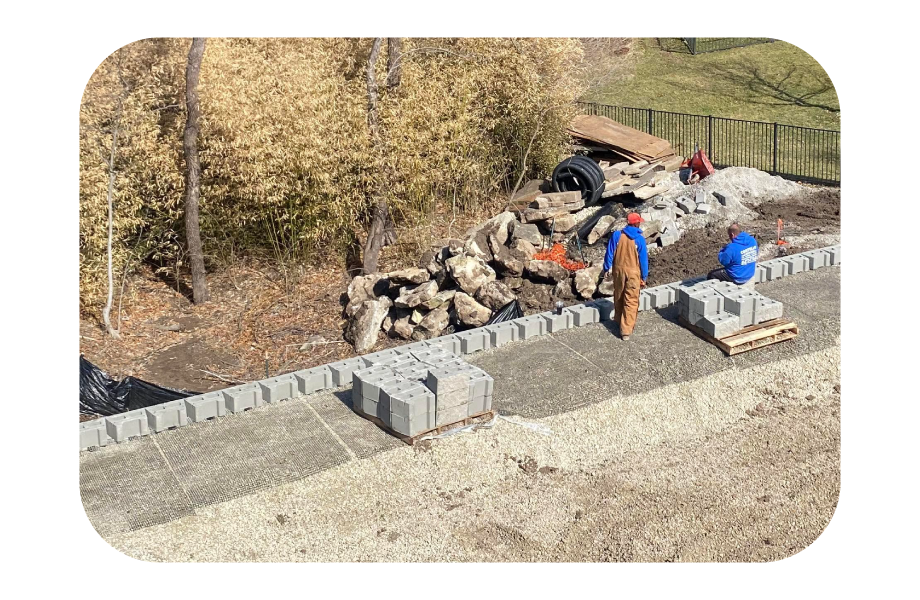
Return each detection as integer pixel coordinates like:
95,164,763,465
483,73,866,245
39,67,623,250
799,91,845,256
568,115,675,161
679,316,799,356
355,409,496,445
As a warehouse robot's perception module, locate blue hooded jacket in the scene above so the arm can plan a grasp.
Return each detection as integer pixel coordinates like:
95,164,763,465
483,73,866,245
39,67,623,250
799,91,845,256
718,231,758,283
603,225,648,280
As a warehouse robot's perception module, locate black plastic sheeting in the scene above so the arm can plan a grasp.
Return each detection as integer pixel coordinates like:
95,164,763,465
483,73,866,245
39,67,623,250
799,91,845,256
80,355,199,417
485,300,524,326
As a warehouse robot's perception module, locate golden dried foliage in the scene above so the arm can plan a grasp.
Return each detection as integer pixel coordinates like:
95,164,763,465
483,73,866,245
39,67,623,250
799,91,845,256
79,38,585,312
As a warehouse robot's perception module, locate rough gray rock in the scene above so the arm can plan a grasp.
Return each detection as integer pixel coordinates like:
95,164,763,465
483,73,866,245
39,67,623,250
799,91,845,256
574,266,603,299
553,279,576,301
512,222,543,247
411,306,450,341
511,238,537,260
347,296,393,353
345,274,391,316
475,280,516,310
394,280,438,308
453,292,492,327
391,316,415,340
504,277,524,290
491,246,524,277
445,254,496,295
465,211,517,246
463,234,493,262
422,289,456,310
587,216,616,245
525,259,570,284
386,267,429,285
597,276,615,297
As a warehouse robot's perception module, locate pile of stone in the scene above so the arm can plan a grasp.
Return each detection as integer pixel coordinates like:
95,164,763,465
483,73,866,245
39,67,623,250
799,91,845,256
352,347,493,437
678,280,783,339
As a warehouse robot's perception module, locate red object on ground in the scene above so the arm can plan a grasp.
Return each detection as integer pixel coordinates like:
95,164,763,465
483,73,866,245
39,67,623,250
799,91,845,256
687,148,715,180
533,243,586,272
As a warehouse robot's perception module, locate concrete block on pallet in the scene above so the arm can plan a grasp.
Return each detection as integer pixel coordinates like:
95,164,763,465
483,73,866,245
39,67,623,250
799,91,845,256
184,391,227,422
104,409,150,442
358,371,403,405
801,249,828,270
79,419,109,450
426,335,462,355
361,349,402,367
591,298,616,321
379,378,427,416
436,403,469,427
386,384,436,419
394,341,430,356
222,383,263,413
327,357,366,387
688,291,724,317
539,310,573,333
469,394,493,416
389,410,435,437
455,328,491,354
721,290,758,327
700,312,741,339
485,322,519,347
293,365,333,395
566,304,599,327
754,298,784,323
392,362,429,382
513,315,546,339
425,365,469,396
258,373,299,404
781,254,807,275
145,399,188,433
467,369,494,402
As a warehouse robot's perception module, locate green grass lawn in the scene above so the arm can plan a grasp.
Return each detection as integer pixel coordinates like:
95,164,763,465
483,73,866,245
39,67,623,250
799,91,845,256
584,39,840,131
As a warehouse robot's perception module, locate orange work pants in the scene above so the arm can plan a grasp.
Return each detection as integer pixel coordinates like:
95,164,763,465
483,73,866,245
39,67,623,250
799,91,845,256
611,233,642,336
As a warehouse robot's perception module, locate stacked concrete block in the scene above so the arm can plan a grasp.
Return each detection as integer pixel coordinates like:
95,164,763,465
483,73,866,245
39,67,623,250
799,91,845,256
646,285,676,309
80,419,110,450
485,321,519,347
455,328,491,354
392,361,430,382
361,349,402,367
721,289,760,327
222,382,263,413
394,341,430,356
145,399,188,433
353,366,402,418
700,312,741,338
426,335,462,355
386,383,437,437
566,304,600,327
293,365,333,395
513,315,547,339
327,357,366,387
754,297,784,323
104,409,150,442
410,347,464,368
426,365,472,426
184,391,227,422
539,310,573,333
258,373,299,404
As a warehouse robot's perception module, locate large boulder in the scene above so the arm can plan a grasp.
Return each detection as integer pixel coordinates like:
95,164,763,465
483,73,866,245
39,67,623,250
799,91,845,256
525,259,570,284
345,274,391,317
386,267,429,285
475,280,516,310
553,279,576,301
587,216,617,245
597,275,615,297
394,280,439,308
346,296,393,354
463,234,493,262
547,214,578,233
422,289,456,310
411,306,450,341
445,254,496,295
465,211,517,246
511,238,537,259
574,266,603,299
518,279,554,312
391,315,415,340
491,246,524,277
453,292,492,327
512,222,543,247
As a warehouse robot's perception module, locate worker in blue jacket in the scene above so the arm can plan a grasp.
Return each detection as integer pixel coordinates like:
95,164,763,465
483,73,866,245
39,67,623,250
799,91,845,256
603,213,648,340
708,223,758,284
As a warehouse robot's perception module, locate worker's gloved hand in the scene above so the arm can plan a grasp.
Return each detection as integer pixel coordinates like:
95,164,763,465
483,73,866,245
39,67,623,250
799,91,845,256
640,280,647,288
604,270,613,281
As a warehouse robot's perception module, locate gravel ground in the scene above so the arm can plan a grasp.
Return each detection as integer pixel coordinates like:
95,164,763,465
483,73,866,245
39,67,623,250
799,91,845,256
105,343,840,562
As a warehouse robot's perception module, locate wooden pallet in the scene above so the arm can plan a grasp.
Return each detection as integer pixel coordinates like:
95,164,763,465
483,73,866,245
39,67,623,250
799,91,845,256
355,409,496,446
679,316,799,356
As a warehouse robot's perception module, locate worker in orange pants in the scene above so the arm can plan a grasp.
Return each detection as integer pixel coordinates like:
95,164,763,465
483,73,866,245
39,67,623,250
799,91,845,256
602,212,649,340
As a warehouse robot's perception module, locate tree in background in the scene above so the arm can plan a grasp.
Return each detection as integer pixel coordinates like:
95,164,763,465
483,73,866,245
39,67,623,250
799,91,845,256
183,38,209,303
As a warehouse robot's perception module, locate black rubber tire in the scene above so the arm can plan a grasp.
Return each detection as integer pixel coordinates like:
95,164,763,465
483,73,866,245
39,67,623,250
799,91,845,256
551,155,605,203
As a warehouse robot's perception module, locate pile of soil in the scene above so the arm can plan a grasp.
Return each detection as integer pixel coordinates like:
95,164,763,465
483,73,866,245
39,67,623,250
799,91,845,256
646,225,728,286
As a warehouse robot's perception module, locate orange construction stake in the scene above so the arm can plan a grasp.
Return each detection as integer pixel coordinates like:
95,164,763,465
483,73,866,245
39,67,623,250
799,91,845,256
776,219,787,245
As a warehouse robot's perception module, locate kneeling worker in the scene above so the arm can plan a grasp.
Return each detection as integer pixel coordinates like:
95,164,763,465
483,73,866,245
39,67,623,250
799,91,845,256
708,223,758,284
603,212,648,341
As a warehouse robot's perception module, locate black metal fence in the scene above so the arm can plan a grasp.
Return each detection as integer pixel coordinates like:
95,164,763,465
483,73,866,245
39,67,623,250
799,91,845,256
680,38,775,54
576,102,840,186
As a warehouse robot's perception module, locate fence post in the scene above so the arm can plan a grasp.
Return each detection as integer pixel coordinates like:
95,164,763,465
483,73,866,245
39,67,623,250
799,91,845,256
772,122,779,175
647,108,653,134
707,115,713,158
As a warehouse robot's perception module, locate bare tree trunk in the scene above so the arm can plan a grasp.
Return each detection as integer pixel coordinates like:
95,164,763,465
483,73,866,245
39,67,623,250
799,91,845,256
101,98,123,340
386,38,402,91
362,38,390,275
183,37,209,303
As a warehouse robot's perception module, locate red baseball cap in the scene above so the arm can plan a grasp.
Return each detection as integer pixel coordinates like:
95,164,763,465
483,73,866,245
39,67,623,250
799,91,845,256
627,212,644,225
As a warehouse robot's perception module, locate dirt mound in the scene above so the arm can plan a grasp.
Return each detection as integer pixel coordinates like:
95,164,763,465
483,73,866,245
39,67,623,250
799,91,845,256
646,226,727,286
693,167,804,206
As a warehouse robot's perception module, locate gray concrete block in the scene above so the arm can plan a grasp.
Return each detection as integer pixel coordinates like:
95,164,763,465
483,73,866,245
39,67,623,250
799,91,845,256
781,254,807,275
539,310,573,333
258,373,299,404
467,369,494,402
145,399,188,433
361,349,402,367
104,409,150,442
721,290,758,327
455,328,491,354
469,394,493,416
512,315,546,339
646,286,675,309
754,265,767,283
688,291,724,317
392,362,429,382
638,290,652,311
327,357,366,387
762,260,787,280
566,304,599,327
359,371,403,405
485,322,519,347
700,312,741,339
394,342,430,355
591,298,616,321
79,419,109,450
695,190,708,206
426,335,462,355
436,403,469,427
184,391,227,422
379,378,426,416
695,203,712,214
801,250,828,270
823,245,840,266
676,196,696,214
754,298,784,323
293,365,333,395
658,230,679,247
222,383,263,413
386,383,436,419
713,191,730,206
389,411,435,437
425,365,469,396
